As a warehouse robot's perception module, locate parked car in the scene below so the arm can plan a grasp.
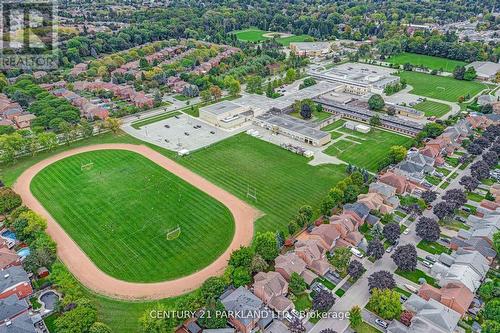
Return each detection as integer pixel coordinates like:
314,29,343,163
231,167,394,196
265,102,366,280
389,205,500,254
184,132,190,136
440,238,450,244
174,115,180,119
400,295,408,303
456,216,466,223
425,255,436,263
164,124,170,128
386,246,394,253
462,207,471,213
210,131,215,134
403,229,410,235
422,260,433,268
350,247,364,258
375,319,388,329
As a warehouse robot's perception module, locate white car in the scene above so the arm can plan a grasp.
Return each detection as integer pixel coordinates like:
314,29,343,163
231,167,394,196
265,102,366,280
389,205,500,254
375,318,388,328
403,228,410,235
350,247,364,258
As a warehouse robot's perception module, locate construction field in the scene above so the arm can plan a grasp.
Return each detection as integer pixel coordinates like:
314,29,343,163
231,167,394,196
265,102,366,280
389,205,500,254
323,122,414,172
30,149,235,282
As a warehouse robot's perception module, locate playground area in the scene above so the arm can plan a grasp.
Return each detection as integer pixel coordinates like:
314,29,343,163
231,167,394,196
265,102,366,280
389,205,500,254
14,144,259,299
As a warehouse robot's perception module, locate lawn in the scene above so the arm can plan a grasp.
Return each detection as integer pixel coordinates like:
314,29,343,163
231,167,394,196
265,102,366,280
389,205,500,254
351,322,382,333
413,100,451,118
467,192,484,202
387,53,467,72
231,28,270,42
323,126,414,172
397,71,488,102
173,94,190,101
31,149,235,282
321,119,346,131
395,268,438,287
417,240,451,255
175,133,346,233
395,287,412,297
277,34,313,46
131,111,181,129
293,293,312,311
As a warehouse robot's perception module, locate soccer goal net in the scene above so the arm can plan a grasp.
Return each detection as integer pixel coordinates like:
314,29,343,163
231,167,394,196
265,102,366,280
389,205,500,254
166,225,181,240
81,162,94,171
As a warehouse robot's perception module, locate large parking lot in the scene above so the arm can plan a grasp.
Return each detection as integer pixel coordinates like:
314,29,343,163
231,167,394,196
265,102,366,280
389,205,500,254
124,113,247,152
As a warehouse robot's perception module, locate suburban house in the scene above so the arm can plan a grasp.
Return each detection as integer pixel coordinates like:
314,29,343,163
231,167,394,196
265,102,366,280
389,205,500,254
418,282,473,316
420,136,455,165
0,311,37,332
368,182,400,208
430,249,489,292
0,266,33,300
274,252,317,285
294,239,331,276
0,295,30,325
394,150,435,183
357,192,398,214
329,213,365,246
302,224,341,252
70,63,88,76
0,248,21,270
378,170,425,195
441,119,472,145
253,272,293,313
388,295,460,333
13,114,36,129
220,287,273,333
449,235,497,264
467,113,497,129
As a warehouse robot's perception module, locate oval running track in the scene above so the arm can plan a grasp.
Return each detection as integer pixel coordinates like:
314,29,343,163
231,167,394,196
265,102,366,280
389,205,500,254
13,143,260,300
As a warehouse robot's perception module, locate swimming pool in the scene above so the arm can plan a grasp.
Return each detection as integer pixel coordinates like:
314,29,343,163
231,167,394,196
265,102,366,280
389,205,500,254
1,230,16,240
40,291,60,311
17,248,30,257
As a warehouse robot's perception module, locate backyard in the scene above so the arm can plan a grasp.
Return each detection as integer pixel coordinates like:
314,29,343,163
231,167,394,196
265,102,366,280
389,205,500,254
386,52,467,72
397,71,488,102
417,240,451,255
30,149,235,282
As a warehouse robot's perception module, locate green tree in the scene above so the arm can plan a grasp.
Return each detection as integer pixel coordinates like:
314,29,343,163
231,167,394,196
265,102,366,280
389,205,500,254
389,145,407,163
479,280,500,302
319,196,335,217
368,94,385,111
484,299,500,322
289,272,307,295
483,320,500,333
250,254,268,273
349,305,362,327
200,277,227,301
285,68,297,83
254,232,279,261
199,300,227,329
229,246,254,269
369,115,381,126
89,322,112,333
104,117,122,134
367,288,402,320
329,247,351,275
298,205,313,222
0,187,22,214
232,266,251,287
493,232,500,254
329,187,344,207
140,303,170,333
55,299,97,332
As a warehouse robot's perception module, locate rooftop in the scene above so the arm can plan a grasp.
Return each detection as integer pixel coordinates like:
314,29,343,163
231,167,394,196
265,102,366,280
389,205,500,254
255,113,330,140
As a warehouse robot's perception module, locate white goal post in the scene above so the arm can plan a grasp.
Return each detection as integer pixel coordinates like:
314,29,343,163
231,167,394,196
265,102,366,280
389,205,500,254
80,162,94,171
166,225,181,240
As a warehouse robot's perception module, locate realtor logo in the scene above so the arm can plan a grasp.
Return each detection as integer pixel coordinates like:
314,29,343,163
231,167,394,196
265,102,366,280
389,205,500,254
0,0,58,70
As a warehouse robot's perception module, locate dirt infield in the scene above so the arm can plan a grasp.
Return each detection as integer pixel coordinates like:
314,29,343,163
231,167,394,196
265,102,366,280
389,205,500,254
13,144,259,300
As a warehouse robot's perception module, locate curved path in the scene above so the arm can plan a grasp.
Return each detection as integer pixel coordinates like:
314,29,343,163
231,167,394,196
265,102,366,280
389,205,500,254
13,144,260,300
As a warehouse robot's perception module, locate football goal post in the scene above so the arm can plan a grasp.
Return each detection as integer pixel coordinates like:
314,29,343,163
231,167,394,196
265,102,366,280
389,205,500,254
246,185,257,202
80,162,94,171
166,225,181,240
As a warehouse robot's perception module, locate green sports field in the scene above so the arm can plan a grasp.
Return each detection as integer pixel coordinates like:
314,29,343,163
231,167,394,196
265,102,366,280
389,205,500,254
231,28,270,42
387,52,466,72
398,71,488,102
323,125,414,172
176,133,346,233
412,100,451,118
30,149,234,282
277,34,313,46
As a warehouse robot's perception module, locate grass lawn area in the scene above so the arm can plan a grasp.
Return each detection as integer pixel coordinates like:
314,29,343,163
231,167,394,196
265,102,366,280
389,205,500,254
395,268,438,287
352,322,382,333
329,131,343,140
425,175,441,186
395,287,412,297
131,111,181,129
439,181,450,189
293,293,312,311
314,277,336,290
231,28,270,42
323,126,414,172
31,149,235,282
467,192,484,202
30,296,42,310
445,157,460,167
173,94,189,101
321,119,346,131
398,71,488,102
335,288,345,297
436,167,451,176
417,240,451,255
387,53,467,72
413,100,451,118
481,178,495,186
43,313,59,332
277,34,313,46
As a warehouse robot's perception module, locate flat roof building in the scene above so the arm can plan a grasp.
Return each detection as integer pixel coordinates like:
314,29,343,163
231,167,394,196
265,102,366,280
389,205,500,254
254,113,331,146
198,100,252,129
466,61,500,81
289,42,332,57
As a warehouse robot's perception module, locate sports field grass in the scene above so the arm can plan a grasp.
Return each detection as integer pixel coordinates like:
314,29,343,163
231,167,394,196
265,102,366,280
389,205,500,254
387,52,466,72
323,126,414,172
412,100,451,118
277,34,313,46
30,149,234,282
176,133,346,233
231,28,270,42
398,71,488,102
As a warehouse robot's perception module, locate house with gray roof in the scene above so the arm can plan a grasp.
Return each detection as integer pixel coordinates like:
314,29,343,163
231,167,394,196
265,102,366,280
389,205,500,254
0,295,29,324
394,151,435,183
466,61,500,81
0,312,36,333
0,267,31,300
477,94,496,106
220,287,273,333
399,295,461,333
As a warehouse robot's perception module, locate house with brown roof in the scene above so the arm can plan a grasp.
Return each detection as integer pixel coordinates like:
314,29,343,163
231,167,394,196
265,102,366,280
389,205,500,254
13,114,36,129
418,282,473,316
305,224,341,251
253,272,293,313
378,170,424,195
70,63,88,76
274,252,317,285
0,248,21,270
329,214,364,247
294,239,331,276
357,192,396,214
